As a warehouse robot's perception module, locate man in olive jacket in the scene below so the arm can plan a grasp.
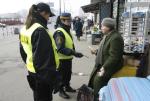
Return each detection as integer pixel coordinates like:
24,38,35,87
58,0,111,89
88,18,124,101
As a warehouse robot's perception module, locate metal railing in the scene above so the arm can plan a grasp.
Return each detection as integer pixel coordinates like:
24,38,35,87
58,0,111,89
0,25,22,39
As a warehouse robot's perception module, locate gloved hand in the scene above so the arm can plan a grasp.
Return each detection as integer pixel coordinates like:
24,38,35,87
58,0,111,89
53,73,63,94
74,52,84,58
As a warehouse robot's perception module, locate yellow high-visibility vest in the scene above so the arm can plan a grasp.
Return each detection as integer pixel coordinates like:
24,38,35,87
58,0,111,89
20,23,59,73
56,28,74,60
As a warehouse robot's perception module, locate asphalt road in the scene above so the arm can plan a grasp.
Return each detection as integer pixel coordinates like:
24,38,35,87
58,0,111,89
0,26,96,101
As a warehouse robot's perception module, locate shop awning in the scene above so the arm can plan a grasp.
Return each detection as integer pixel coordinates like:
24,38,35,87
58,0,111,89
81,3,100,13
81,0,116,13
91,0,105,4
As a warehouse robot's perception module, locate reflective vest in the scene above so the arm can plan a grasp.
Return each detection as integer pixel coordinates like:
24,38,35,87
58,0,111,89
20,23,59,73
56,28,74,60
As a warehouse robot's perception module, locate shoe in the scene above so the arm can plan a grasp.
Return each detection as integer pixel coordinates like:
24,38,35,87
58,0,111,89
59,89,70,99
65,86,76,93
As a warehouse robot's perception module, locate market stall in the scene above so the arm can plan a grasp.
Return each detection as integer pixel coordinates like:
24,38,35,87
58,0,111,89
99,1,150,100
120,1,150,77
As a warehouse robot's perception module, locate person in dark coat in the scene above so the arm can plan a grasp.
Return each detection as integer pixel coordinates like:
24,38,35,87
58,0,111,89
74,17,83,41
72,17,76,30
88,18,124,101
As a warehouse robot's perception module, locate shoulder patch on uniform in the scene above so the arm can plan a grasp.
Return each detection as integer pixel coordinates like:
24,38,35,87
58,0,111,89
56,36,63,44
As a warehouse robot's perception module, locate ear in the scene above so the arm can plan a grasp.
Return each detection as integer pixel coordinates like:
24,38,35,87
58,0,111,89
44,11,49,16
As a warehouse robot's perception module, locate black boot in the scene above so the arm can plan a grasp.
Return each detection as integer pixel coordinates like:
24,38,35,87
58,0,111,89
65,86,76,93
59,89,70,99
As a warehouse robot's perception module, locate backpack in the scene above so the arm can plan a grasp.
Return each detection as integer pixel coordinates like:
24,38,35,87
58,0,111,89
77,84,94,101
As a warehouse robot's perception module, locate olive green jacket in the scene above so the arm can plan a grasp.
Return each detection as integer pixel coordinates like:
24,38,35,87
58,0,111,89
88,31,124,87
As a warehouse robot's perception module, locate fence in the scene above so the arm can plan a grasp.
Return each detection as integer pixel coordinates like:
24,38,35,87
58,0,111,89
0,25,22,39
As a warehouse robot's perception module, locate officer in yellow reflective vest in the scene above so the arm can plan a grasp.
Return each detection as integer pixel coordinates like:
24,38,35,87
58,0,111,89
19,3,61,101
53,13,84,99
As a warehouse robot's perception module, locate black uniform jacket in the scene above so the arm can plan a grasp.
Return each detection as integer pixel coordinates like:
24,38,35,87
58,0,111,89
20,14,59,84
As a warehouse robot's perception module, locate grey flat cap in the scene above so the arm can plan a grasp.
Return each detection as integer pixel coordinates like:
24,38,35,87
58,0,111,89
101,18,116,29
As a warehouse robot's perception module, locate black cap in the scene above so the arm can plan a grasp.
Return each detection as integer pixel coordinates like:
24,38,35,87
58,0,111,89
36,2,55,17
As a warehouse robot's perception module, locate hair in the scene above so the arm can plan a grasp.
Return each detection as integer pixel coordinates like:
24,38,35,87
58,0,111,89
56,16,61,25
25,4,38,29
54,16,61,29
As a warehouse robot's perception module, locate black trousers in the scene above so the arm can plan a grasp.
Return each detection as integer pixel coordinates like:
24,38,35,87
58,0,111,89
27,72,53,101
59,59,72,87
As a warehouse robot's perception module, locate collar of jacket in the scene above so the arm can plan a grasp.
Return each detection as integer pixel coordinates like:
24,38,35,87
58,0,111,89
105,30,116,39
59,23,71,34
34,14,48,29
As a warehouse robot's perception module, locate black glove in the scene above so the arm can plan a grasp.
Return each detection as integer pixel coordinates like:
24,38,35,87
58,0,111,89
74,52,84,58
53,74,63,94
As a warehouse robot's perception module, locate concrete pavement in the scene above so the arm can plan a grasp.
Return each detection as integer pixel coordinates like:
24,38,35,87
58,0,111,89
0,28,96,101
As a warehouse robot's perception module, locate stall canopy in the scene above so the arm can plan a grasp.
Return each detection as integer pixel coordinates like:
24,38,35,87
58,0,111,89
81,0,115,13
81,0,106,13
81,3,99,13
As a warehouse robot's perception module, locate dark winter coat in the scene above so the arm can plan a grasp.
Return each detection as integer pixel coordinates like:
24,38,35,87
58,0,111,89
88,31,124,89
74,20,83,37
